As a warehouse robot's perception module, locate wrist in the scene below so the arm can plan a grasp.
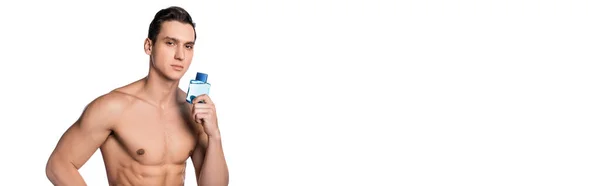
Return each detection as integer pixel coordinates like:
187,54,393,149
206,130,221,139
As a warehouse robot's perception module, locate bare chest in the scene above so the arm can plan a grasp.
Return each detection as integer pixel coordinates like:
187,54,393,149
110,106,197,165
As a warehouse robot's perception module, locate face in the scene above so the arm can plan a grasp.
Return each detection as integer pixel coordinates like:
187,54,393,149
144,21,195,81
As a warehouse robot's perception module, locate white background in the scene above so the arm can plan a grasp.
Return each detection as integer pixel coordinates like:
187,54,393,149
0,0,599,185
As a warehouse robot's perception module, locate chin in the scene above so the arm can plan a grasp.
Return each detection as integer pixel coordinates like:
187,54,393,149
151,65,186,81
165,74,184,81
156,70,182,81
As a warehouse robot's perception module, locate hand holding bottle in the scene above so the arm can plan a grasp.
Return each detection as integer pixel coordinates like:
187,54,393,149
191,94,220,137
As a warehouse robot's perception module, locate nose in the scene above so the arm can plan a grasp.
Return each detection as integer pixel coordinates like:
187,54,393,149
175,46,185,61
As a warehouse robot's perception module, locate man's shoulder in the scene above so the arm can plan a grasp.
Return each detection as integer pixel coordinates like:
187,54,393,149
84,90,134,116
74,91,134,128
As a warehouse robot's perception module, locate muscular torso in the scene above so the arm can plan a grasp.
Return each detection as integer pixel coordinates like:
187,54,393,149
99,88,199,186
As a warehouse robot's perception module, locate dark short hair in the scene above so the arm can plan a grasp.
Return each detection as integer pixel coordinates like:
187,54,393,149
148,6,196,44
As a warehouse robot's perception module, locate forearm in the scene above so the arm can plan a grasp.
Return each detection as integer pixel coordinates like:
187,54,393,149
198,134,229,186
46,158,87,186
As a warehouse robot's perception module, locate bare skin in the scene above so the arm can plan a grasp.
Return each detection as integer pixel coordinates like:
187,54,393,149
45,20,229,186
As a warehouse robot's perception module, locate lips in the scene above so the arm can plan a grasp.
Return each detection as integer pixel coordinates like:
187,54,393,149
171,65,184,71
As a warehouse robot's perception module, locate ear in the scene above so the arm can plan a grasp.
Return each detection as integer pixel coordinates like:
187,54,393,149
144,38,153,55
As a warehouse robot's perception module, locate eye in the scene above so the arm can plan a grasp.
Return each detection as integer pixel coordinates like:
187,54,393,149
166,41,175,46
186,45,194,49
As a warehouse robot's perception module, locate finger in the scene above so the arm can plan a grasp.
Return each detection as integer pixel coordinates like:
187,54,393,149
191,95,205,104
195,113,210,120
194,94,214,105
193,103,213,109
195,117,204,124
194,108,212,114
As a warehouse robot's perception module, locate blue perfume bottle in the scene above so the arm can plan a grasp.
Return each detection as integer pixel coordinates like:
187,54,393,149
186,72,211,104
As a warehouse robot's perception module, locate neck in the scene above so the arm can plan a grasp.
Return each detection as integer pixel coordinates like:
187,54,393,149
140,68,180,108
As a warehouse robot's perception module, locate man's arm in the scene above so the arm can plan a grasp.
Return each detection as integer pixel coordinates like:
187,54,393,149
189,94,229,186
45,93,125,186
191,132,229,186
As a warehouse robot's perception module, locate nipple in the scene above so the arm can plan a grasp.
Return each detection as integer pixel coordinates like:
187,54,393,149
136,149,145,155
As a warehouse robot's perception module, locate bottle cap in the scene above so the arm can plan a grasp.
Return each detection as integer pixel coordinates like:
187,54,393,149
195,72,208,82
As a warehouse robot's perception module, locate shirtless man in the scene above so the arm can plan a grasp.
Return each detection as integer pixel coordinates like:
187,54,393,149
45,6,229,186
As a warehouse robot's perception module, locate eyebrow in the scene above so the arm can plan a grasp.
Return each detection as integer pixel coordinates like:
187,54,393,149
163,36,195,45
